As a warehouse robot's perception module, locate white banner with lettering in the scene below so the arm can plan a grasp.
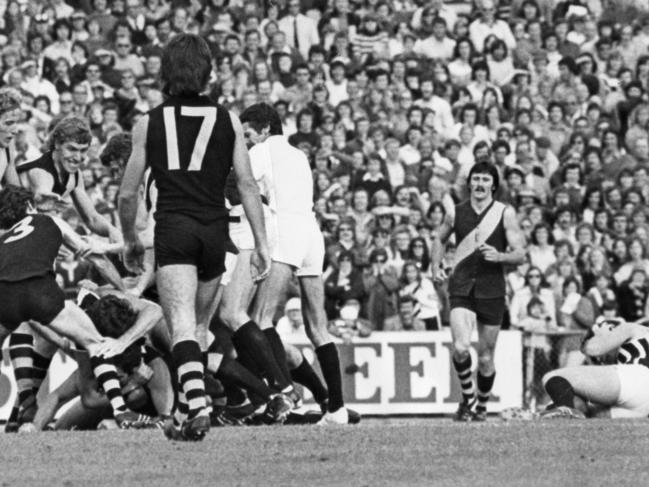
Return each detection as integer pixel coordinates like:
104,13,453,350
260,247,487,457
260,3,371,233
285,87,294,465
0,330,523,419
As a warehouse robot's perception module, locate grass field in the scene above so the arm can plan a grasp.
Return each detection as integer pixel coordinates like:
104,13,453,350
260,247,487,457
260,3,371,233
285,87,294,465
2,418,649,487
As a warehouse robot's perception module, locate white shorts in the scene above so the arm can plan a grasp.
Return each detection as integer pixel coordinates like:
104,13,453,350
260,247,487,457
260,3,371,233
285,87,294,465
610,364,649,418
228,206,276,251
220,252,238,287
272,215,324,277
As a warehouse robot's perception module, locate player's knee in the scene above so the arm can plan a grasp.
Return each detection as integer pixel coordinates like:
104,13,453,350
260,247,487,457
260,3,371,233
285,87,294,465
284,344,303,369
171,324,196,345
477,352,495,373
542,369,561,387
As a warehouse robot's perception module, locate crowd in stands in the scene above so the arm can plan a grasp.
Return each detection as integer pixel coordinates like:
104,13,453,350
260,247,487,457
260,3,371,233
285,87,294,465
6,0,649,337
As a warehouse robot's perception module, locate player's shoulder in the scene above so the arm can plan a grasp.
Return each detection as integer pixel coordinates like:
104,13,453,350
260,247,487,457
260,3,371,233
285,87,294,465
16,151,48,173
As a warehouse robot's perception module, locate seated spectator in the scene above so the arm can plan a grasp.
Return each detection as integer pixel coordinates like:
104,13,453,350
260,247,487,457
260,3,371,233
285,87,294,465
616,267,649,322
276,297,306,337
324,250,366,319
327,298,372,342
510,265,557,329
383,295,427,331
398,261,442,330
528,222,556,273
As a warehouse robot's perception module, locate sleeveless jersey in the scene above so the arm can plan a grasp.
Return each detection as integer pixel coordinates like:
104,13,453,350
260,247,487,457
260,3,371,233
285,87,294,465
617,336,649,369
17,151,79,197
0,214,62,282
448,200,508,299
146,95,234,223
0,148,12,183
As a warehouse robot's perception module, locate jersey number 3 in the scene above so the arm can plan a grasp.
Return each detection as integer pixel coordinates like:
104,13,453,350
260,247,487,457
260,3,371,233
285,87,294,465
163,106,216,171
4,216,34,244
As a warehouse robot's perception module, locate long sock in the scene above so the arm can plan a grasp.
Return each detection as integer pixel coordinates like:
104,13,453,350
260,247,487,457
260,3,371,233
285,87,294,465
32,351,53,394
475,371,496,413
174,389,189,426
217,356,274,401
8,333,35,408
262,327,293,388
173,340,208,419
453,354,475,405
544,376,575,408
291,354,329,404
90,356,127,415
232,322,291,391
315,343,344,412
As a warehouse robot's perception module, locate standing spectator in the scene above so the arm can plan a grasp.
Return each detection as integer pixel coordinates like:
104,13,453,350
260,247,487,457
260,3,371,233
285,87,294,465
324,250,366,319
363,248,399,330
510,265,558,328
278,0,320,61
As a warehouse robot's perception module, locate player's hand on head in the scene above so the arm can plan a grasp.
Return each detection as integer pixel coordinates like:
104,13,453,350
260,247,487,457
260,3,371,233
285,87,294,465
123,237,145,274
250,247,271,282
89,337,126,358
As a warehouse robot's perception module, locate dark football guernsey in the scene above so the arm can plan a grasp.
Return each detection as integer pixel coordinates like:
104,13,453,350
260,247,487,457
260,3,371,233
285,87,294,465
146,96,234,223
0,214,62,282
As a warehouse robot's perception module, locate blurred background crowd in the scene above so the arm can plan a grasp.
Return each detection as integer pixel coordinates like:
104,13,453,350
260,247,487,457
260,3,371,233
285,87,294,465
4,0,649,351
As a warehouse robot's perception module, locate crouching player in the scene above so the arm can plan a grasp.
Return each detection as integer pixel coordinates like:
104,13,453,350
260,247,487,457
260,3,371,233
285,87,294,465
542,317,649,418
0,185,150,428
29,294,172,430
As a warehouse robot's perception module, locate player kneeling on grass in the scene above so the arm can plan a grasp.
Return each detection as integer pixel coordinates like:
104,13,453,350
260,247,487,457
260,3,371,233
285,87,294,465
0,185,151,428
29,294,172,431
541,316,649,419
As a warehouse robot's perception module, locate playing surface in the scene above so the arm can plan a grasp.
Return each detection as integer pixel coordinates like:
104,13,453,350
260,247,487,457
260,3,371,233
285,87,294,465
2,418,648,486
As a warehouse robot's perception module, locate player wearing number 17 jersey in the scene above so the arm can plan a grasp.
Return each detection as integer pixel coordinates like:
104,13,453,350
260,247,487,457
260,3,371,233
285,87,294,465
119,34,271,441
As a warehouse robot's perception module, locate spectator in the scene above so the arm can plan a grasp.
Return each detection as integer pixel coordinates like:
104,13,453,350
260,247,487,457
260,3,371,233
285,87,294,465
510,265,558,328
276,297,306,337
324,250,365,319
383,295,427,331
398,261,442,330
363,248,399,330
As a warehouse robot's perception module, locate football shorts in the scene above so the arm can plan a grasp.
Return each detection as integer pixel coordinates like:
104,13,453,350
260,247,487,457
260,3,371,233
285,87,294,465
610,364,649,418
154,214,228,281
0,274,65,330
271,215,324,277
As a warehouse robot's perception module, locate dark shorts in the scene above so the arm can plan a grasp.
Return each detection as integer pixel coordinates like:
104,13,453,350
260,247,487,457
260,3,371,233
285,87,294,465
450,293,506,327
0,274,65,330
154,214,228,281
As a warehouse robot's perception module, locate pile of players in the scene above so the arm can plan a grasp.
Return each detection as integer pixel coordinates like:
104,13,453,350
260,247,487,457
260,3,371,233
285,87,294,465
0,34,359,440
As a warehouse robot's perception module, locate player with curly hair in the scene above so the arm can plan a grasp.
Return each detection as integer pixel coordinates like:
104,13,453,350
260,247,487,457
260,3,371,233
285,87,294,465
0,185,150,429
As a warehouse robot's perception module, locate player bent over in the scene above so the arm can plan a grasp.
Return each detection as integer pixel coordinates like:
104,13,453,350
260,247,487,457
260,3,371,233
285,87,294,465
119,34,270,441
432,162,525,421
242,103,350,425
0,186,147,428
541,317,649,419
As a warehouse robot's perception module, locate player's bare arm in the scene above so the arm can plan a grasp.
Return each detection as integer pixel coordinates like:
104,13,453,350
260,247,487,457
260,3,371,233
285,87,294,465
479,206,525,265
3,151,19,186
52,216,122,257
92,290,164,358
582,321,647,357
430,213,454,280
71,175,122,243
230,111,270,281
118,115,149,273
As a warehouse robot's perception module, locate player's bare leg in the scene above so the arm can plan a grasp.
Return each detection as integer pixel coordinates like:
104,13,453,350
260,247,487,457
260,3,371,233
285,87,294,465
298,276,348,425
450,308,477,421
195,276,221,352
473,324,500,421
221,252,294,393
157,265,210,441
44,301,145,428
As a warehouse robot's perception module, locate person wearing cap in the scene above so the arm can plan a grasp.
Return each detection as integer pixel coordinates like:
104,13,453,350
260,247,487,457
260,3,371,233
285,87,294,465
327,298,372,341
276,297,305,337
21,58,60,114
